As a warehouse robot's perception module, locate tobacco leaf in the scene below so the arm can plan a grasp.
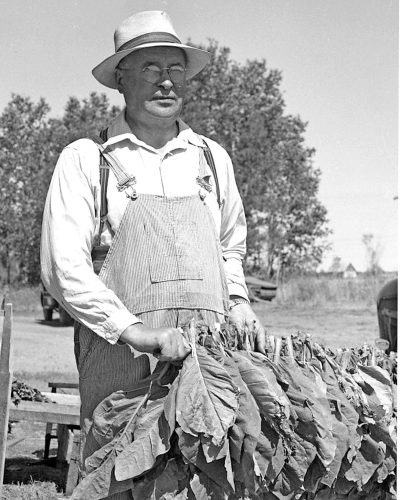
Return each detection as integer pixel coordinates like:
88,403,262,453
91,376,169,447
254,427,285,483
177,428,234,494
356,365,394,423
217,352,261,464
189,471,229,500
85,430,123,474
344,434,386,487
319,416,349,488
289,434,318,485
230,351,291,433
115,398,171,481
130,453,170,500
270,359,337,468
151,457,189,499
72,445,133,500
309,359,361,463
271,458,303,498
163,367,181,432
176,345,239,446
72,386,155,499
303,455,327,495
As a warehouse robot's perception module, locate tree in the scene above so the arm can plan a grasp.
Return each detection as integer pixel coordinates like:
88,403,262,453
0,94,54,284
49,92,121,153
328,256,343,275
0,93,120,285
362,233,383,275
0,43,330,284
184,41,330,278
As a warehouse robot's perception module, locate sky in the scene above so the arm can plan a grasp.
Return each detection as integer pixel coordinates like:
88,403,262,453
1,0,398,271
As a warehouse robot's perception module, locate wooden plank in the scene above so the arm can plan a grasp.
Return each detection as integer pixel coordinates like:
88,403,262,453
0,304,13,494
48,382,79,390
42,392,80,406
65,430,81,496
57,424,74,464
9,401,80,426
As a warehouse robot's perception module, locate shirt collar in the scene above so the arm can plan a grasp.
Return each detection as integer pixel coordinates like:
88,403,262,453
103,109,206,150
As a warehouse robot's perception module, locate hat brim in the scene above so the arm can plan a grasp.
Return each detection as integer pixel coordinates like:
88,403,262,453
92,43,210,89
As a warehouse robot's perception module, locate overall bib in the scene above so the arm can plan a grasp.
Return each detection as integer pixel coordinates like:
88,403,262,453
74,148,230,498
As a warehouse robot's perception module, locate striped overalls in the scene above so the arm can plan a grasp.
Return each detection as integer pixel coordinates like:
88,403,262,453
74,144,230,499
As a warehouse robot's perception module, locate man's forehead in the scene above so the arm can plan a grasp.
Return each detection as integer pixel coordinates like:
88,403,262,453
123,47,186,65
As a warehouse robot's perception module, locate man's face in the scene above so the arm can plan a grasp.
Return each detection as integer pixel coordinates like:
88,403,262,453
116,46,187,126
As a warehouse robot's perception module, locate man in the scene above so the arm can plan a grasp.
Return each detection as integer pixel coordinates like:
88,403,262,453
41,10,265,495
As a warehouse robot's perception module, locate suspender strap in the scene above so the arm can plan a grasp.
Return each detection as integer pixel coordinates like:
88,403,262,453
92,131,221,228
99,128,110,222
200,138,221,207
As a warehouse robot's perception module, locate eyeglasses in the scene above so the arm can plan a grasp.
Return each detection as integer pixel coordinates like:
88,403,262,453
118,64,186,86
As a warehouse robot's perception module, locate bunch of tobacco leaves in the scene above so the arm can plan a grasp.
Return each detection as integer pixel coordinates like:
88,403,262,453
71,323,397,500
11,379,50,406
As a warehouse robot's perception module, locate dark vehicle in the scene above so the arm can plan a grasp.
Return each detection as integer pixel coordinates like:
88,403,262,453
376,278,397,352
245,276,277,302
40,284,74,325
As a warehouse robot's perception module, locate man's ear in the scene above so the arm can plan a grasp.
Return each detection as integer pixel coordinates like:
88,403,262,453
115,69,124,94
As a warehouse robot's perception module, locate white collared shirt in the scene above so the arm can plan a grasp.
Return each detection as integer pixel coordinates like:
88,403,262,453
40,110,248,343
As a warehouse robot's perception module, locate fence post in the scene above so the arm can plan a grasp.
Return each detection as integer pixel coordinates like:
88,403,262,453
0,303,13,495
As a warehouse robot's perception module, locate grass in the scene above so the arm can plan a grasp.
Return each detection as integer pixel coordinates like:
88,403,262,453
1,481,61,500
2,285,42,313
275,274,394,307
3,274,397,314
12,371,78,393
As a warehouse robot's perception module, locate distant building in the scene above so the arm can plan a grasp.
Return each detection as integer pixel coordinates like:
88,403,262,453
343,263,357,279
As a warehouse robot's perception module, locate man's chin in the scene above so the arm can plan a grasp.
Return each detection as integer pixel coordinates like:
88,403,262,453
146,102,182,120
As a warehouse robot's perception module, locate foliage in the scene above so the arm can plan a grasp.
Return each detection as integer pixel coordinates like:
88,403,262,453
72,324,397,499
48,91,120,151
362,233,384,276
0,94,53,284
183,41,330,278
0,42,329,284
0,93,119,285
11,379,50,405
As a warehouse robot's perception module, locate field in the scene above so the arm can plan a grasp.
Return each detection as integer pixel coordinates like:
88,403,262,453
0,275,394,498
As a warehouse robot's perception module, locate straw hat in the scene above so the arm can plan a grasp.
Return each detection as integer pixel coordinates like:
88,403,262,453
92,11,210,89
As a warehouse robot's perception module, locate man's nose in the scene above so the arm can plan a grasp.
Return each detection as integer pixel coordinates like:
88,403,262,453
159,69,174,89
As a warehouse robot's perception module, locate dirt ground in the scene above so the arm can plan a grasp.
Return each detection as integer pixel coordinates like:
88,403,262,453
8,303,379,380
1,303,381,497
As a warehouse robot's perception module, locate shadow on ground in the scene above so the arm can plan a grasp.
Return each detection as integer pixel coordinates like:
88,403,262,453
4,456,67,491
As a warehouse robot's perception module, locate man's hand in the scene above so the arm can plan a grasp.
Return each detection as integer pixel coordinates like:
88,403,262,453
119,323,191,362
229,301,266,353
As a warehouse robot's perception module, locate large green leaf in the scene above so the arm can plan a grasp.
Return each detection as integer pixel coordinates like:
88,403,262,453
72,388,152,498
344,434,386,487
176,346,239,446
231,351,291,431
189,471,230,499
216,352,261,464
71,445,133,500
177,428,234,493
356,365,394,423
115,399,171,481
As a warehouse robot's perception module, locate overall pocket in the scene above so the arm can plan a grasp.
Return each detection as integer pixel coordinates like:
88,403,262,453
145,218,203,282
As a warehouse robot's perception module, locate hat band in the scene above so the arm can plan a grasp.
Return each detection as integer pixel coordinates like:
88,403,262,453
117,32,182,53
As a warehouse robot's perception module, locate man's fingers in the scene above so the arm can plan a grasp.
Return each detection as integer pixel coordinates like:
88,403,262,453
252,322,266,354
255,330,266,354
156,328,192,362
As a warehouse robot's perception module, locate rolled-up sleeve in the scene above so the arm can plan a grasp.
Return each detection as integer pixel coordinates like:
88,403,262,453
40,141,141,343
